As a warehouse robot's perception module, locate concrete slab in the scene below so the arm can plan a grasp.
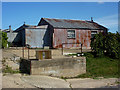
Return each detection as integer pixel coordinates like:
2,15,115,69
66,78,119,88
22,75,70,88
2,74,35,88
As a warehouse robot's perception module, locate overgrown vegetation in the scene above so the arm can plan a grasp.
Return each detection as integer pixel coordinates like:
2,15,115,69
91,32,120,59
0,31,8,48
0,31,2,48
76,52,119,78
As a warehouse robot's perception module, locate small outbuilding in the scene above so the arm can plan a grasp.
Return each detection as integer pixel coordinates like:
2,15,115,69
38,18,108,49
14,24,48,48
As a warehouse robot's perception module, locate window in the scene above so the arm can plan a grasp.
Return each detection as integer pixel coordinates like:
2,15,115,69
91,31,97,38
67,30,75,39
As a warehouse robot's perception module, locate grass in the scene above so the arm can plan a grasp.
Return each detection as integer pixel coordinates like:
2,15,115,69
67,53,77,56
76,52,119,78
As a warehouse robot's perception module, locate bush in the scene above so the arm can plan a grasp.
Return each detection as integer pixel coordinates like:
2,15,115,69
1,31,8,48
91,32,120,59
84,52,94,58
91,32,105,57
105,32,120,58
0,31,2,48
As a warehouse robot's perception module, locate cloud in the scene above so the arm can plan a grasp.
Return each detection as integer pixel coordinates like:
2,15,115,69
95,14,118,33
97,1,104,4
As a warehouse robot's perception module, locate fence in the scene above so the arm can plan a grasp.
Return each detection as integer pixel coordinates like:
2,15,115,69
62,43,83,55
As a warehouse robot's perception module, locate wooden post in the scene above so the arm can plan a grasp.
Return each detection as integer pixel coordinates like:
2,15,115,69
81,43,82,53
62,43,63,55
28,47,29,60
23,46,24,59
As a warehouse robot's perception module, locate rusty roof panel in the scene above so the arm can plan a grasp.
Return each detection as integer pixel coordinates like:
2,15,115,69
43,18,108,30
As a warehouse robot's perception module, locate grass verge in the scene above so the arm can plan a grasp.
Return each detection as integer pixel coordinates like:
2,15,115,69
76,52,119,78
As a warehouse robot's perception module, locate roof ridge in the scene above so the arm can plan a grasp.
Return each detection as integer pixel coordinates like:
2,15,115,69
24,24,36,26
41,17,108,30
43,18,86,22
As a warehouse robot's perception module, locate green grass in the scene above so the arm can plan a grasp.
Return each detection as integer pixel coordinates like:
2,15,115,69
76,52,119,78
67,53,77,56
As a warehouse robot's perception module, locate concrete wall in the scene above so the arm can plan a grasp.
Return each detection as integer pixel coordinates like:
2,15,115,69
29,57,86,77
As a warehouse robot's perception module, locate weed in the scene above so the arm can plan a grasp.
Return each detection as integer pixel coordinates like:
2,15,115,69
2,59,6,65
2,65,20,74
60,76,67,81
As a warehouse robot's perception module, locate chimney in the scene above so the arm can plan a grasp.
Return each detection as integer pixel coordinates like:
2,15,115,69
91,17,93,22
9,25,12,33
23,22,26,26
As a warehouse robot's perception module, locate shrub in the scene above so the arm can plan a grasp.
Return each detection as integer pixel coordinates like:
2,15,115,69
91,32,105,57
1,31,8,48
0,31,2,48
91,32,120,59
105,32,120,58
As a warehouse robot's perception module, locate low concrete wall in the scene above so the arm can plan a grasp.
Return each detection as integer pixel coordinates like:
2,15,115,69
21,57,86,77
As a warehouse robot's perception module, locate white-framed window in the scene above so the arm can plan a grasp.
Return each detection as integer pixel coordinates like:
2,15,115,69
67,30,75,39
91,31,97,38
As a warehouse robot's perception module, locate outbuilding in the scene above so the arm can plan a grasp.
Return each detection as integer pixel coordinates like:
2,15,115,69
13,24,48,48
13,18,108,49
38,18,108,49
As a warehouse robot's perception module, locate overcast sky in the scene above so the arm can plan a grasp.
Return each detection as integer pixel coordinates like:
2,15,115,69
2,2,118,33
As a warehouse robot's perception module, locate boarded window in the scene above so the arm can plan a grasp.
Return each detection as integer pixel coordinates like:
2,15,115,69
91,31,97,38
67,30,75,39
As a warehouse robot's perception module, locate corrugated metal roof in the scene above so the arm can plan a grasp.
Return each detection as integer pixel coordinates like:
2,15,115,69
14,24,48,32
27,25,48,29
42,18,108,30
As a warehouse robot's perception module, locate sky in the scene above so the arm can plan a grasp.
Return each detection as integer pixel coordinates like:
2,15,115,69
2,2,118,33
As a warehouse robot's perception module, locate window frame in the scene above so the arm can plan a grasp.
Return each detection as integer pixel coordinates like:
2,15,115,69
67,29,76,39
